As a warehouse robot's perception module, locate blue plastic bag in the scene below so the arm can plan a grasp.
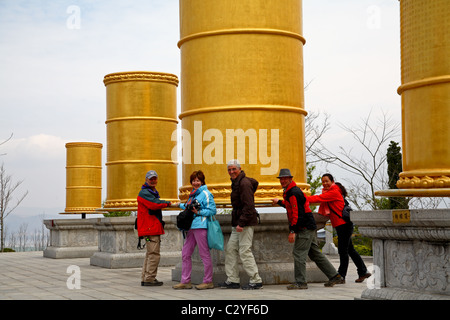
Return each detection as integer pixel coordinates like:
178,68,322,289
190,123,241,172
207,215,224,251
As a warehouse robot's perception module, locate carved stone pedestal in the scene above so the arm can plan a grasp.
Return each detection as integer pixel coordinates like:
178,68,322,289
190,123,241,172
43,218,99,259
90,216,182,269
171,212,330,285
352,209,450,300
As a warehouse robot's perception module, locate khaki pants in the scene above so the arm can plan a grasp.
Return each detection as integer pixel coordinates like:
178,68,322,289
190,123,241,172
225,226,262,284
141,235,161,282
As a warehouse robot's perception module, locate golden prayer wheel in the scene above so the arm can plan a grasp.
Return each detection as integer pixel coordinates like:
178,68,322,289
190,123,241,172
178,0,309,205
103,71,179,210
64,142,103,214
377,0,450,197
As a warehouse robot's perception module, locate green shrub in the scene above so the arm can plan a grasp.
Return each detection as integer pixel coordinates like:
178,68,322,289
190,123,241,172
333,231,373,257
353,244,372,256
103,211,133,217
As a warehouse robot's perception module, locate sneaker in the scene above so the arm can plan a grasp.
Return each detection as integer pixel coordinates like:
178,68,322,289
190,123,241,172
172,282,193,289
324,274,345,287
195,282,214,290
355,272,372,283
141,279,163,286
218,280,240,289
241,282,263,290
287,282,308,290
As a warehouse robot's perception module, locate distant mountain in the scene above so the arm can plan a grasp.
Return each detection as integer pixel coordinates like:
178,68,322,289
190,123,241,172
3,207,102,234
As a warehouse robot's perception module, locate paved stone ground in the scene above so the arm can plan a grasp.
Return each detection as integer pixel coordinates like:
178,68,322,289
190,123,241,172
0,251,373,301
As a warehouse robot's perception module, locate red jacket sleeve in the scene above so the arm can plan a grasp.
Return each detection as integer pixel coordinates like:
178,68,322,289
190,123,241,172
307,187,342,204
137,196,170,210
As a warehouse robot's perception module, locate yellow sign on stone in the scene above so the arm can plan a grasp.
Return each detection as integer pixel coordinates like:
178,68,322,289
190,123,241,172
392,210,411,224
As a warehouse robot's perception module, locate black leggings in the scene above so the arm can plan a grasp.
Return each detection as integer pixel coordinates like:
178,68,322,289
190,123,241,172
335,222,368,278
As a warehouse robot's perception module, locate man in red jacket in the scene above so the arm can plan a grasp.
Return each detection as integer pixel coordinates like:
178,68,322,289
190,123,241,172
137,170,178,286
272,169,343,289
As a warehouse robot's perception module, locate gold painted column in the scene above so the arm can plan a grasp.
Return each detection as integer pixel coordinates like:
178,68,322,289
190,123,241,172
377,0,450,197
103,71,179,210
63,142,102,215
178,0,309,205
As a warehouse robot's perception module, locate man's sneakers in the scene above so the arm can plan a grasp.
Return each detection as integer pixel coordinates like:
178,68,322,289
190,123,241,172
218,280,240,289
324,274,345,287
218,280,263,290
141,279,163,286
287,282,308,290
241,282,263,290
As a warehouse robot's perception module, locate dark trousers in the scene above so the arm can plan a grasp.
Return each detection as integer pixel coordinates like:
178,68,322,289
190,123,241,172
335,222,368,278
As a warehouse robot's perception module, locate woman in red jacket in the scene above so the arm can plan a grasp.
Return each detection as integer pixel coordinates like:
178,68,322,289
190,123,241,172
307,173,371,283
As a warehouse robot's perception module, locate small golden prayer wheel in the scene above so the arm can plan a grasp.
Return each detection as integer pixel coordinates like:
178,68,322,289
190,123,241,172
64,142,103,214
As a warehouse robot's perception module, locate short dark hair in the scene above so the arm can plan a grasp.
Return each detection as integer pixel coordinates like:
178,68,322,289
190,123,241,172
190,170,206,185
322,173,334,182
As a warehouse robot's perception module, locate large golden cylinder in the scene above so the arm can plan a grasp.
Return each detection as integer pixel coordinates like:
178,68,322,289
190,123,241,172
103,71,179,210
391,0,450,196
178,0,308,204
64,142,103,214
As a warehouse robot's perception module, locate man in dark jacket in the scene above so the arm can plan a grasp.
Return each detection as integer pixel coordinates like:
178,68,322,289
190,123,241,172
219,159,263,290
272,169,343,289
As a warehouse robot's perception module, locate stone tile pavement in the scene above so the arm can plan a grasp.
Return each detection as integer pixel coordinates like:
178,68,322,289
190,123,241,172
0,251,374,301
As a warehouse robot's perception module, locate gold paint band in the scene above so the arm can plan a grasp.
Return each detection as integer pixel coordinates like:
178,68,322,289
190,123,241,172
105,116,178,124
66,165,102,169
179,105,307,120
106,160,178,166
65,142,103,148
397,75,450,94
103,71,179,86
178,28,306,48
66,186,102,189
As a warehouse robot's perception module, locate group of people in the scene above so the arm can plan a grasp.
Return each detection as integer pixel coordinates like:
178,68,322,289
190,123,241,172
136,160,371,291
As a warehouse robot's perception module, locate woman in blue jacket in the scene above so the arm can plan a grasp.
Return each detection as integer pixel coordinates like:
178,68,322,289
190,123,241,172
173,170,216,290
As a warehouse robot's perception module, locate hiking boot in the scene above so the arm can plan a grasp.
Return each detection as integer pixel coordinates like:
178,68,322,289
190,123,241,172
218,280,240,289
241,282,263,290
172,282,193,289
324,274,345,287
355,272,372,283
141,279,163,286
287,282,308,290
195,282,214,290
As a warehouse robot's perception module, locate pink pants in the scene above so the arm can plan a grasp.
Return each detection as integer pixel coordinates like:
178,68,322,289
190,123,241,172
181,228,213,284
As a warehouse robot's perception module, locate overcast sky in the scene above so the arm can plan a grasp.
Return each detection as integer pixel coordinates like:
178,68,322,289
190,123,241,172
0,0,401,218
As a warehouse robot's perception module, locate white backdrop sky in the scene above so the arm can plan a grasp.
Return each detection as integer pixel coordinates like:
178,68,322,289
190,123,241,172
0,0,401,220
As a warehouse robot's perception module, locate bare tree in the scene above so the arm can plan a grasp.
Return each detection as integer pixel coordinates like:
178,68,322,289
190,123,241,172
305,110,331,159
31,214,49,251
309,110,401,210
7,230,17,251
0,163,29,251
0,133,13,157
17,222,28,251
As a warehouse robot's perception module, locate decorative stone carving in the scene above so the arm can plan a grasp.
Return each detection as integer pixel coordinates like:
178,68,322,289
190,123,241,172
352,209,450,300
